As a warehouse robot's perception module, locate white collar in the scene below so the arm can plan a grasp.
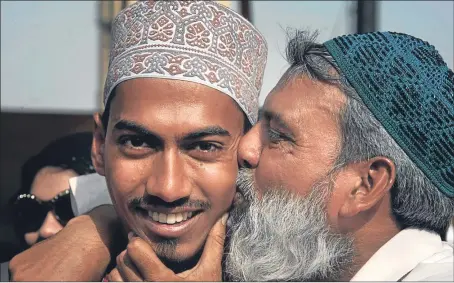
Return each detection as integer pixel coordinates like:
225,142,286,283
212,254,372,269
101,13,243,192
351,228,443,281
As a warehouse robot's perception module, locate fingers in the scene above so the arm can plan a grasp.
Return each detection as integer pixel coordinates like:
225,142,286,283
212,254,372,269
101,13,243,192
198,213,228,266
124,213,227,282
126,237,176,281
106,268,124,282
176,213,228,281
116,251,143,282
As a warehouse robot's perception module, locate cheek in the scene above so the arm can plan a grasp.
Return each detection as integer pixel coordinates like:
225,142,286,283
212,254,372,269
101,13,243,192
195,160,237,215
325,170,360,230
253,150,309,195
255,145,339,197
105,145,149,193
254,155,279,194
24,232,39,246
105,158,151,233
104,148,150,213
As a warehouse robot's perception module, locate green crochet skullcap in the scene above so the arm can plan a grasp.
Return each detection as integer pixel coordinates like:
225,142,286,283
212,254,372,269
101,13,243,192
324,31,454,197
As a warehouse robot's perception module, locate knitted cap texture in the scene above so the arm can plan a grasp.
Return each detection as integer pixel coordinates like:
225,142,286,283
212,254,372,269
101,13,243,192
325,31,454,197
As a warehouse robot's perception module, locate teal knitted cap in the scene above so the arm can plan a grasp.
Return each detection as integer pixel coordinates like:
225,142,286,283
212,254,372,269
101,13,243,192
324,32,454,197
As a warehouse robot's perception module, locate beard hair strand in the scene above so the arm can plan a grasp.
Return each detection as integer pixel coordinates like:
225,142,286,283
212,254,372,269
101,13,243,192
225,168,355,281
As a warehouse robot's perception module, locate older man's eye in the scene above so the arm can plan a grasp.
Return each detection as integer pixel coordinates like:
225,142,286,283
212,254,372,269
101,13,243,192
267,128,284,143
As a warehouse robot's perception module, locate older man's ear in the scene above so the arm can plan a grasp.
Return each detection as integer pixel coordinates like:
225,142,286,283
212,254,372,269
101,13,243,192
333,157,396,232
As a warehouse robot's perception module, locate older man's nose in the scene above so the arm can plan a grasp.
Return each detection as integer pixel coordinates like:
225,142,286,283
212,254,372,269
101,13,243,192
38,212,64,239
146,150,192,203
238,124,262,169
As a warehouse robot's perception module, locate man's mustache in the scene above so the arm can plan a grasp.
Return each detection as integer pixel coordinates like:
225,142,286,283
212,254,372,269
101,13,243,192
236,168,257,202
128,195,211,210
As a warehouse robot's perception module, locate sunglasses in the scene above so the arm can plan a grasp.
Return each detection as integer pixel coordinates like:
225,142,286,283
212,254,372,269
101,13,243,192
13,189,75,233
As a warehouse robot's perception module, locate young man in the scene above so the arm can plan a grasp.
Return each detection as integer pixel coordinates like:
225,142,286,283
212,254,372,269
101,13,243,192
8,0,267,281
93,0,267,274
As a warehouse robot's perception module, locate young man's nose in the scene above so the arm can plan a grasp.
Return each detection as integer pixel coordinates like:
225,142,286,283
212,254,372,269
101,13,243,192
146,150,192,203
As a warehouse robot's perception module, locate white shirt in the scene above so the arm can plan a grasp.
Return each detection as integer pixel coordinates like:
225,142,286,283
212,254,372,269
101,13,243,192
351,228,453,281
69,173,112,216
447,222,453,245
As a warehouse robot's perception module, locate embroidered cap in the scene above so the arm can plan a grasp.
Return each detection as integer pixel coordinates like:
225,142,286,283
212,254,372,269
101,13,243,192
324,32,454,197
104,0,267,124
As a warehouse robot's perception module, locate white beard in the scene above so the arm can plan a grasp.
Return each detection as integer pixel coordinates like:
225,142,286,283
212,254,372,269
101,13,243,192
224,168,354,281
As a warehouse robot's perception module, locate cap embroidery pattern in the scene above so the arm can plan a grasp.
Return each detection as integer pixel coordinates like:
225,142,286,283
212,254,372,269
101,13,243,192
105,0,268,123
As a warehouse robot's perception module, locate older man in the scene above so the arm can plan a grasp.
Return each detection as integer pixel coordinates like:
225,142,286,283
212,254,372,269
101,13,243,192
8,0,267,281
10,30,453,282
224,30,454,281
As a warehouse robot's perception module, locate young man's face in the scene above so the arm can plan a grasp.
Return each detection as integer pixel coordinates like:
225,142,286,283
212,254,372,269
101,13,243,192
93,78,245,267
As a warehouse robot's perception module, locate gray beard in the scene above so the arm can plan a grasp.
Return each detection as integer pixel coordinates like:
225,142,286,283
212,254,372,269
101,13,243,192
225,168,355,281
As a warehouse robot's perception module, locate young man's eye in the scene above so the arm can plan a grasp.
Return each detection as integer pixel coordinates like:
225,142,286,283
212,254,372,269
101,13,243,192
184,141,224,162
117,135,160,158
190,142,221,152
119,136,148,148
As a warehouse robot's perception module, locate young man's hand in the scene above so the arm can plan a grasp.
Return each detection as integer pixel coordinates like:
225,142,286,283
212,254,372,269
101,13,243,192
9,205,122,281
105,213,228,282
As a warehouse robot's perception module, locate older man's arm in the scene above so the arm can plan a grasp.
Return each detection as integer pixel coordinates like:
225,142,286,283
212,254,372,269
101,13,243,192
9,205,122,281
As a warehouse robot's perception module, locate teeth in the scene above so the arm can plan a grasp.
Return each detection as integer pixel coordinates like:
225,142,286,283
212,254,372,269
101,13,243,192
149,211,196,224
167,214,176,224
158,213,167,223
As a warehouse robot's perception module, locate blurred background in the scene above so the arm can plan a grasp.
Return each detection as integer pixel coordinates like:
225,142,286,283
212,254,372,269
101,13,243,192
0,0,453,249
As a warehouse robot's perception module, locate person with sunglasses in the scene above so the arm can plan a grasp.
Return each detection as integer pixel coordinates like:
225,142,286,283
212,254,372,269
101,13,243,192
10,132,95,249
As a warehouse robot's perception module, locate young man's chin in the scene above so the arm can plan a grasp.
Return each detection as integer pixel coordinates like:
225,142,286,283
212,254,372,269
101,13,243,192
157,243,204,273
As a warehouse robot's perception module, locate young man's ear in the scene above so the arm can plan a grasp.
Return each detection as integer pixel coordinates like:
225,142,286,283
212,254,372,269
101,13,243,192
339,156,396,218
91,112,106,176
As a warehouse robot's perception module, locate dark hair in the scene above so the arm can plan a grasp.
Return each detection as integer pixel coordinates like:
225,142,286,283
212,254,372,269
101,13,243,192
101,88,252,133
8,132,96,251
281,29,453,237
11,132,95,201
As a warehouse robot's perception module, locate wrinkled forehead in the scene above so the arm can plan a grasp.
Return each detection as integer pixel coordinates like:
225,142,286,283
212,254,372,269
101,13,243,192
263,76,346,123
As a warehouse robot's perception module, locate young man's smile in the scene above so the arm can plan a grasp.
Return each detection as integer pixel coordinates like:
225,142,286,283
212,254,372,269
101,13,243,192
93,78,246,266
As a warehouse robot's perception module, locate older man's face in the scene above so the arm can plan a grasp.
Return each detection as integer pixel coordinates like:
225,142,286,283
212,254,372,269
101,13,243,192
228,76,355,281
238,75,345,202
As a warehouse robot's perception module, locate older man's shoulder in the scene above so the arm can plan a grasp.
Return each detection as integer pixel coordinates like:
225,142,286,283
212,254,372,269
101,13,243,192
402,241,453,281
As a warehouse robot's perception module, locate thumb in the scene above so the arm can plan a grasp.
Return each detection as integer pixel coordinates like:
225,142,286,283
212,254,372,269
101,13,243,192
198,213,228,268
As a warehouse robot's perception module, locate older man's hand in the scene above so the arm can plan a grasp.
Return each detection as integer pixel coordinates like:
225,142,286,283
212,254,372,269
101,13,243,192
106,213,228,282
9,205,122,281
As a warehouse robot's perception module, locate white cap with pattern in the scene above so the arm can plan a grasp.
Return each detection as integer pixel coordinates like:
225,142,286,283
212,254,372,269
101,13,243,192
104,0,268,123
